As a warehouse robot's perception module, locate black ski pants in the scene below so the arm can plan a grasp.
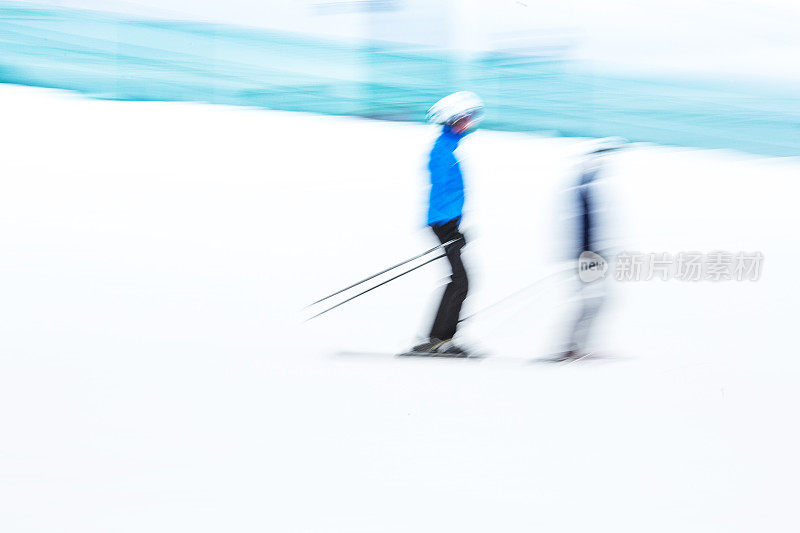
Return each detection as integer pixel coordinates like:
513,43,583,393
429,217,468,341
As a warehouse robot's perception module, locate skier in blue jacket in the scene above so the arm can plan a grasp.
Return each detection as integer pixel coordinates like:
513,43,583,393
412,92,484,356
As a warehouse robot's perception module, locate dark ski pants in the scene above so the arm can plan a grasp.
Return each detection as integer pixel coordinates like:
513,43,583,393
429,218,468,341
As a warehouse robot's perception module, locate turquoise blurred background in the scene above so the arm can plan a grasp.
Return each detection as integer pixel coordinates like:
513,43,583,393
1,1,798,157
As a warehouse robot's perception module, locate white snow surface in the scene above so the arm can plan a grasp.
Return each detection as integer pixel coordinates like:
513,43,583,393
1,84,798,532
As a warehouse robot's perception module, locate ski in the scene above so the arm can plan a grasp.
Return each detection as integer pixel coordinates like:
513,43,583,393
396,351,486,359
335,350,485,360
529,352,617,364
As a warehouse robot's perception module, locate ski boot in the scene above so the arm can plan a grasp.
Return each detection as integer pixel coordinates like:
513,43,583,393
408,338,471,358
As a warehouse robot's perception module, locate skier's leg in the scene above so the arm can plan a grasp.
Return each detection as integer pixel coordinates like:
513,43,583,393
429,219,468,341
429,257,467,340
568,282,606,353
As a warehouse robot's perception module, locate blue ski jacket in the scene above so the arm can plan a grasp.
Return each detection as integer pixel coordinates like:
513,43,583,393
427,126,466,226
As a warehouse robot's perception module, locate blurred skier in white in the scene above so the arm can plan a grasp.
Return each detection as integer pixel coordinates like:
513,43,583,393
555,137,625,362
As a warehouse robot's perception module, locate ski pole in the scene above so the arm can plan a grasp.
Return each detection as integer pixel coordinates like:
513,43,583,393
306,253,446,321
306,238,459,308
458,268,571,323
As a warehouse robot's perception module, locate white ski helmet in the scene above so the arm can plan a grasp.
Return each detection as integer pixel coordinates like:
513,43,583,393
426,91,484,126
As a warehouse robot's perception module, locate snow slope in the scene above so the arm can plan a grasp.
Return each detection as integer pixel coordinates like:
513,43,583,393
0,84,798,532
